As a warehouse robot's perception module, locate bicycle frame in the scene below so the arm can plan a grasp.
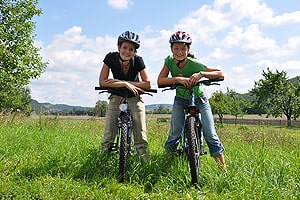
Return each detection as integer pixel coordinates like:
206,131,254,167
183,87,206,155
117,96,133,154
95,86,157,183
160,78,223,186
183,86,203,185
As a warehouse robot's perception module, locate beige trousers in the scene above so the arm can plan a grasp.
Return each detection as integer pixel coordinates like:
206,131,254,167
101,95,150,161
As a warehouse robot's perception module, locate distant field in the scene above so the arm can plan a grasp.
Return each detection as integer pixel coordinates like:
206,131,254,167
31,113,286,120
31,113,300,127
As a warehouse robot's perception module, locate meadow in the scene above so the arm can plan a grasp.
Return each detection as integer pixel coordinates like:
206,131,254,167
0,115,299,199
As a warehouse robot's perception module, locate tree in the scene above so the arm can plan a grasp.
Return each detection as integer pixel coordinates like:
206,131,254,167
209,90,227,124
0,86,32,115
93,100,108,117
226,88,251,121
0,0,46,112
210,89,250,125
153,105,171,114
250,68,300,127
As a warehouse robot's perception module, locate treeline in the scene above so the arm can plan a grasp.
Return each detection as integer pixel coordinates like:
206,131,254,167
209,70,300,127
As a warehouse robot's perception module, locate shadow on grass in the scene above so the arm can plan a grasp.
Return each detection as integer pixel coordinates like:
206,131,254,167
75,149,175,189
18,148,195,191
74,148,177,191
74,149,201,193
73,148,119,181
18,148,118,182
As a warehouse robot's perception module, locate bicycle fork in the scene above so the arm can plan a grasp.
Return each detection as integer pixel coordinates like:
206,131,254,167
118,107,133,154
195,118,207,155
183,114,207,158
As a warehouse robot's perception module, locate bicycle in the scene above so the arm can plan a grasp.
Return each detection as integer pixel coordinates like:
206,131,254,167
95,86,157,183
159,78,223,186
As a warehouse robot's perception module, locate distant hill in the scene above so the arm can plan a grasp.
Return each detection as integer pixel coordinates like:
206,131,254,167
289,76,300,85
30,99,172,114
30,99,92,114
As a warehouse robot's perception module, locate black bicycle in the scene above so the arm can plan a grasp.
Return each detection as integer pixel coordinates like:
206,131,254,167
159,78,223,186
95,86,157,182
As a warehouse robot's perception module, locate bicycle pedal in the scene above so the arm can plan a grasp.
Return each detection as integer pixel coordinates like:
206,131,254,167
108,145,118,153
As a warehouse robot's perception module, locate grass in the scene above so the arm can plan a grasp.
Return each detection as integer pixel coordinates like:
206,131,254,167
0,115,299,199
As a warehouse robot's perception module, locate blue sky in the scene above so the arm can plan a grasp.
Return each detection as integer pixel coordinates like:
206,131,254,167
29,0,300,107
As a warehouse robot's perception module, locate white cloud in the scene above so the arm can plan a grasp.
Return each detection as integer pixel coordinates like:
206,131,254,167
107,0,132,10
221,24,283,59
140,29,171,64
174,4,232,45
206,47,232,60
256,60,300,76
232,67,245,73
213,0,300,26
256,9,300,26
31,26,105,106
48,26,87,50
282,36,300,56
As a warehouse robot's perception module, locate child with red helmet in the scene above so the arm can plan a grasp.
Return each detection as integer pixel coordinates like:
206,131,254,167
157,31,227,171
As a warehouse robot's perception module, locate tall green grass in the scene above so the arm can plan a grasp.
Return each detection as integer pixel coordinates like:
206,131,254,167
0,115,299,199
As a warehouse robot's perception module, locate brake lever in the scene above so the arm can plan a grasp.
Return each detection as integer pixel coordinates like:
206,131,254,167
98,90,109,94
142,92,154,96
162,88,172,92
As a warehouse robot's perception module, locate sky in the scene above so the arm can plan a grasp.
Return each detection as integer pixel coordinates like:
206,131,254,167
29,0,300,107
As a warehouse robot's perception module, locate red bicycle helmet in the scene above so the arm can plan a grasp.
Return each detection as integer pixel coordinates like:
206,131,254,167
118,31,140,49
169,31,192,45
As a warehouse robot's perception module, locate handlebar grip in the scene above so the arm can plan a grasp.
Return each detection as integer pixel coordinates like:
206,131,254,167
205,77,224,82
145,89,158,93
158,78,224,89
158,85,167,88
95,86,103,90
200,78,224,86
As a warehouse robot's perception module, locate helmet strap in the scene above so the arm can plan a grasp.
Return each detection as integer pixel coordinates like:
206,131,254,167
175,58,187,68
119,54,130,62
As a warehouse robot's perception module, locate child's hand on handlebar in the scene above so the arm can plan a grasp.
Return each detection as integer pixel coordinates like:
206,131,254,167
189,72,202,85
124,82,144,96
178,77,193,88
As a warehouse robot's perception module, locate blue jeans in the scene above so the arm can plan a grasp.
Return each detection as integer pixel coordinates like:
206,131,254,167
164,96,225,157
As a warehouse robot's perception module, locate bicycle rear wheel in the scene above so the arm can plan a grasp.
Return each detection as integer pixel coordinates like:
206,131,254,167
119,121,128,183
186,116,200,185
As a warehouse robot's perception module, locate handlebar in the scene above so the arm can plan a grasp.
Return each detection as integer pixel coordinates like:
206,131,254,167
159,78,224,92
95,86,157,97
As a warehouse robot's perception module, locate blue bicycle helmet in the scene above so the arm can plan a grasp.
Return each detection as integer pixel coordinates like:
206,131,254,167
118,31,140,49
169,31,192,45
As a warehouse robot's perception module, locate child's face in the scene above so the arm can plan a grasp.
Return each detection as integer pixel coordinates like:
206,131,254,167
119,41,136,61
171,43,189,61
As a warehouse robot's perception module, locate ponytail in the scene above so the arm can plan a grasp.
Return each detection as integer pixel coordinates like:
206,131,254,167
187,52,195,58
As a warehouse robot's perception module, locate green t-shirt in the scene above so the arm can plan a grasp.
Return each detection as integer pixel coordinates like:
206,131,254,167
164,55,207,100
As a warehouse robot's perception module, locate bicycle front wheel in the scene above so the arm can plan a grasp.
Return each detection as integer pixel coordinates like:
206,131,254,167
119,121,128,183
186,116,200,185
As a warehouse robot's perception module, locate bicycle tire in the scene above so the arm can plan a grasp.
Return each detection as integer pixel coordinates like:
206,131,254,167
118,120,128,183
186,116,199,185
